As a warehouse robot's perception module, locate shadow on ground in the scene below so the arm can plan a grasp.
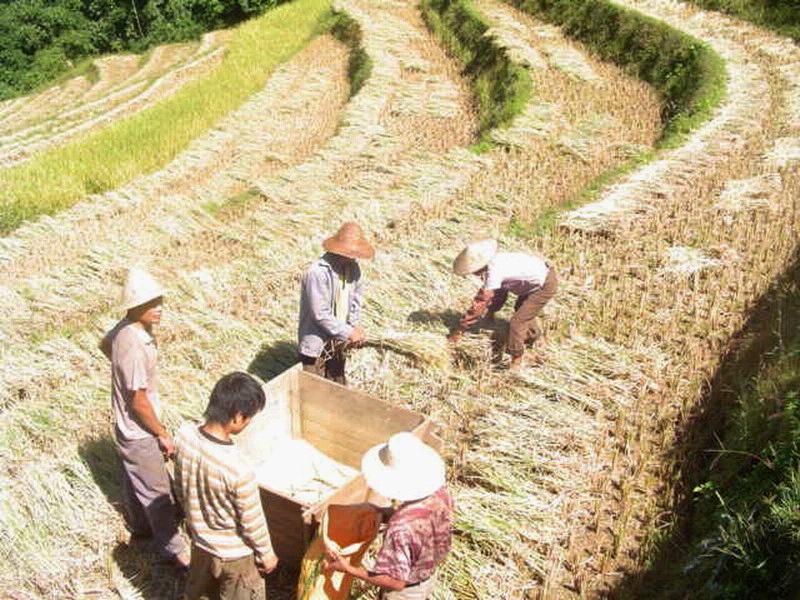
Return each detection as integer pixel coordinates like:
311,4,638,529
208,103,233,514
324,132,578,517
247,339,299,381
407,308,462,330
79,436,187,598
609,249,800,599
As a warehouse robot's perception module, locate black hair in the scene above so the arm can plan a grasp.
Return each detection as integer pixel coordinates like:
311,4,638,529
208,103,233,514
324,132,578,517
204,372,266,424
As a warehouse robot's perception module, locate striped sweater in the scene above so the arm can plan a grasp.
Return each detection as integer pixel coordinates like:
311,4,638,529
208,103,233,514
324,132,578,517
174,423,275,564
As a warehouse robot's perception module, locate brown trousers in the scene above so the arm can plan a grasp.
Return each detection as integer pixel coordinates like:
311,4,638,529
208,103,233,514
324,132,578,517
183,545,265,600
507,267,558,357
299,342,346,385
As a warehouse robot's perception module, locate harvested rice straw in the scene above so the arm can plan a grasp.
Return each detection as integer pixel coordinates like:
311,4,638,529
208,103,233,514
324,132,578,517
363,330,452,370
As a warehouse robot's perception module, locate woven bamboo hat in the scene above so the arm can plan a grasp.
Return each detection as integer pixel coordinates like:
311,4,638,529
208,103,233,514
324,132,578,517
361,432,445,501
323,222,374,260
452,238,498,276
121,267,164,311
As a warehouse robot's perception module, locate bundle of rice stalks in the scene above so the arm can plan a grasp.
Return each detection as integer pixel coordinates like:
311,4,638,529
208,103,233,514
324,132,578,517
364,330,452,370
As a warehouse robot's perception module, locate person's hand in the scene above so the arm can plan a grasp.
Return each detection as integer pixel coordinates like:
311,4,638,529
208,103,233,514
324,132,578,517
323,549,348,574
157,433,176,458
256,552,278,576
348,325,366,346
447,330,462,344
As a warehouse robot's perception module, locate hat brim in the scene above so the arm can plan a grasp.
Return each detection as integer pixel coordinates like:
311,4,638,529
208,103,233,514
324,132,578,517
122,291,164,312
323,236,375,260
361,441,445,502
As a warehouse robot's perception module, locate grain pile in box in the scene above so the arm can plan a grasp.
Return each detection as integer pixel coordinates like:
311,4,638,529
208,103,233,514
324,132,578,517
254,439,358,506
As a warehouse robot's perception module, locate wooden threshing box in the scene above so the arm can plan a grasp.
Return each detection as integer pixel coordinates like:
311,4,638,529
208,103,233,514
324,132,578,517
235,363,439,568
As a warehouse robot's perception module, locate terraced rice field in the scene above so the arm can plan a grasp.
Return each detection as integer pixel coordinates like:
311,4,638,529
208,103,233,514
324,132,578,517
0,0,798,597
0,32,229,168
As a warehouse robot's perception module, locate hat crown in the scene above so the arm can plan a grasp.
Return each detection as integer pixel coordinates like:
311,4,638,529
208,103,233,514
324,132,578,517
121,267,164,311
362,432,445,501
379,432,422,468
453,238,498,276
335,222,364,242
323,221,375,259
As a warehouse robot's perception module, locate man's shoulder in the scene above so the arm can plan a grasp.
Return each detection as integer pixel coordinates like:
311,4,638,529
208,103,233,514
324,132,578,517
304,258,331,280
111,321,145,354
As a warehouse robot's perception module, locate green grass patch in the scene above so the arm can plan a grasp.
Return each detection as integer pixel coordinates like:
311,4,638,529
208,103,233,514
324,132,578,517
420,0,532,141
328,10,373,96
629,267,800,599
0,0,332,234
690,0,800,42
509,0,727,148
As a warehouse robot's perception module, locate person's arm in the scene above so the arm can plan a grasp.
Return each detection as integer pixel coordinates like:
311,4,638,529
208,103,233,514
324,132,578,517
172,441,184,506
324,558,406,591
448,288,496,342
327,526,413,591
130,389,174,455
305,269,353,341
232,469,278,575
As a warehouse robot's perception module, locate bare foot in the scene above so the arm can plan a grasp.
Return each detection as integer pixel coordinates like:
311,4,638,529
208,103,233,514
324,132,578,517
509,355,524,371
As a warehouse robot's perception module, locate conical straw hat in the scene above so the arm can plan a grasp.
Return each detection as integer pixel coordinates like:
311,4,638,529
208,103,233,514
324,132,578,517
452,238,498,276
323,222,375,260
121,268,164,311
361,432,445,501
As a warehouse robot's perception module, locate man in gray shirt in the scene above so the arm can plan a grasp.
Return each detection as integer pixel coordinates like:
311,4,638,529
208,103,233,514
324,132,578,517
100,268,188,569
298,222,373,384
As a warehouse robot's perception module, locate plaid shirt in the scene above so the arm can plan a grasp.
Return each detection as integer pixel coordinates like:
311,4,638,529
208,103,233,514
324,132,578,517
372,487,454,584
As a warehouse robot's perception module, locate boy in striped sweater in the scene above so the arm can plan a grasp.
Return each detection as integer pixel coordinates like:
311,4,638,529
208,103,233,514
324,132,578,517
175,372,278,600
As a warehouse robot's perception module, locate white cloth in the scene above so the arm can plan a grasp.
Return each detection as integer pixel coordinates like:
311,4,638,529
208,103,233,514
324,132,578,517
483,252,549,297
334,263,352,323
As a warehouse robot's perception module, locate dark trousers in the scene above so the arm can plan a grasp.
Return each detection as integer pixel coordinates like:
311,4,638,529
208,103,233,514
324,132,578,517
116,433,186,559
183,545,265,600
299,342,346,385
498,268,558,357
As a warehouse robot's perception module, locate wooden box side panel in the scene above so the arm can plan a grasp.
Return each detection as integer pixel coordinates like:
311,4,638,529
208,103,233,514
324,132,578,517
234,364,301,465
260,488,312,569
297,373,424,468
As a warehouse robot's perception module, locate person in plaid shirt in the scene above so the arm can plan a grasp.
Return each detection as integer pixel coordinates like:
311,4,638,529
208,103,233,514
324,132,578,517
324,433,453,599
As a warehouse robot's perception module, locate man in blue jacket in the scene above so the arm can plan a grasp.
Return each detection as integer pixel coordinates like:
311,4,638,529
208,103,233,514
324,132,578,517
298,222,374,384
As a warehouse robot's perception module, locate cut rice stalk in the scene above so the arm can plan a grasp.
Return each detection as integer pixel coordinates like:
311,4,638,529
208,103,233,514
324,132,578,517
364,330,452,370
